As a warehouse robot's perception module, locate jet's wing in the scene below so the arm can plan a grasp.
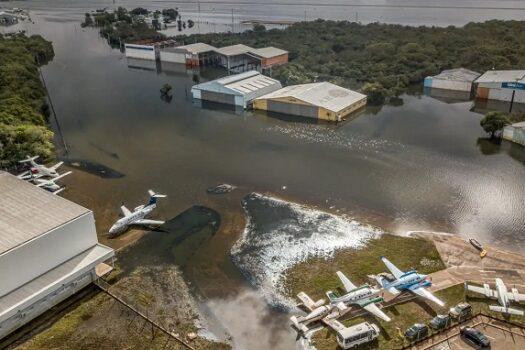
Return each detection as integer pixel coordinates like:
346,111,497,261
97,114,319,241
133,219,164,226
17,171,30,180
120,205,132,217
507,290,525,302
410,285,445,307
466,284,496,298
380,256,404,279
362,302,391,322
336,271,357,292
52,170,72,181
50,161,64,170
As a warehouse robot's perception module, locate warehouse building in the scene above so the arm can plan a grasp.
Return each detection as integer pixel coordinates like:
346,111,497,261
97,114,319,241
474,70,525,103
160,42,217,65
253,82,367,122
424,68,480,92
124,39,177,61
503,121,525,146
191,70,282,108
0,172,115,339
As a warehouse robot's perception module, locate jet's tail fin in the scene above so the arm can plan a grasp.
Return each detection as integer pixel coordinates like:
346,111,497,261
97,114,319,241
290,316,308,333
147,190,167,206
375,275,400,295
326,291,339,302
490,305,524,315
19,155,39,164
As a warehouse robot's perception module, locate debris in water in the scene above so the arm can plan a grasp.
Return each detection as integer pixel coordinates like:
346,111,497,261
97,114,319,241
206,184,236,194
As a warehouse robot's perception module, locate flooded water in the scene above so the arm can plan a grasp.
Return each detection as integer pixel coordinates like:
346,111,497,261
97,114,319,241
5,2,525,348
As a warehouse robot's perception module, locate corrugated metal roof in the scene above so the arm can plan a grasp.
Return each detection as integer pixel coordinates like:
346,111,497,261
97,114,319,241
214,44,253,56
256,82,367,113
249,47,288,58
430,68,480,82
475,70,525,83
0,171,89,255
177,42,216,54
0,244,114,320
192,71,282,101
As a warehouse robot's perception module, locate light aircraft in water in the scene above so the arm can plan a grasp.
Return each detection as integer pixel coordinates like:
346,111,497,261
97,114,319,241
326,271,391,322
30,170,72,195
465,278,525,315
375,256,445,307
18,155,63,179
290,292,343,333
109,190,167,237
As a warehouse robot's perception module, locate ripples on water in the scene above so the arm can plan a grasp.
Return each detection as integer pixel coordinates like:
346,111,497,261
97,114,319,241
231,193,382,308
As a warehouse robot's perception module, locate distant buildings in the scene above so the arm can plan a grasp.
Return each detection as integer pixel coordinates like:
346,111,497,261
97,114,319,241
0,172,115,339
474,70,525,104
0,11,19,26
503,122,525,146
124,39,177,61
125,41,288,73
253,82,367,122
424,68,480,92
191,70,283,108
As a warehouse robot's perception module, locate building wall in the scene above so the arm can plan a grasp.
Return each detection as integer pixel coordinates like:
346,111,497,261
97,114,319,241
0,212,97,298
430,79,473,92
503,126,525,146
261,53,289,68
0,268,95,339
199,90,238,106
476,83,525,103
124,44,158,60
160,50,185,63
266,100,319,118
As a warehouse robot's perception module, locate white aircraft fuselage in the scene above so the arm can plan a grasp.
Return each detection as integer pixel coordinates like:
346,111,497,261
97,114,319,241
328,285,382,306
384,271,431,291
109,204,155,235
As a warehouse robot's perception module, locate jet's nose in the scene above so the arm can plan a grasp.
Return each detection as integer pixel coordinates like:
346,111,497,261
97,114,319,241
108,224,119,235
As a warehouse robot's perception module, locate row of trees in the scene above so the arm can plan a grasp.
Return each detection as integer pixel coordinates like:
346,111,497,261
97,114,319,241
0,34,55,168
174,19,525,101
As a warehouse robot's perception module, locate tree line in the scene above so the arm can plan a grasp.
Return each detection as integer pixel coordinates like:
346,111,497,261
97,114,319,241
0,34,55,168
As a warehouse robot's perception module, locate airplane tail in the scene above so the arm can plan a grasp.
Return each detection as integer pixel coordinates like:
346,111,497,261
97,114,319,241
490,305,524,315
19,155,39,164
290,316,308,333
375,275,389,289
147,190,167,206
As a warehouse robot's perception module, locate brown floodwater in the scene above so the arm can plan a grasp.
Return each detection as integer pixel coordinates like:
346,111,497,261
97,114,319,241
9,4,525,348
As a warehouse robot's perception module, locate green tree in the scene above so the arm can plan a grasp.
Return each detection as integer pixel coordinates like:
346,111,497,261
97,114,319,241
480,111,510,138
361,82,386,105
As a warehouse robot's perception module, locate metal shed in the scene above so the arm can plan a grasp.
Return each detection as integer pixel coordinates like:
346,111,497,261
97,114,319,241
474,70,525,103
191,71,282,108
424,68,480,92
253,82,367,122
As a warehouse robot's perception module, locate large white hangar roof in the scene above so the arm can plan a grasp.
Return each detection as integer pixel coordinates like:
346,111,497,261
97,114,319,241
475,70,525,83
257,82,367,113
431,68,480,82
0,171,89,255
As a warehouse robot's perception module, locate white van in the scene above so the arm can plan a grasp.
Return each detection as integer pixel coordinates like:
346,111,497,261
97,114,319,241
332,321,380,349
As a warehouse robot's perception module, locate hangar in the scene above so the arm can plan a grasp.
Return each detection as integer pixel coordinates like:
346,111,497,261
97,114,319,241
424,68,480,92
191,70,282,108
0,172,114,339
253,82,367,122
474,70,525,103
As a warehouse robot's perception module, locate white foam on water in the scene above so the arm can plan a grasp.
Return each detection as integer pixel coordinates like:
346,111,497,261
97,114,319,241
231,193,382,308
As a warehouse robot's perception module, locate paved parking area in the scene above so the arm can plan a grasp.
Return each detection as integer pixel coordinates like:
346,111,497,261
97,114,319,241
412,315,525,350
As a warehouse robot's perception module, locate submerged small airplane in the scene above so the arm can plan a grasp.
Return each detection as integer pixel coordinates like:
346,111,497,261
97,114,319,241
465,278,525,315
109,190,167,236
290,292,341,333
375,256,445,307
326,271,391,322
30,170,72,195
18,155,63,179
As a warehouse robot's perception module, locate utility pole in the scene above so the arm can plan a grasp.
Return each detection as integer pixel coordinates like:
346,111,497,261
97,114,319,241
197,2,201,34
304,10,306,22
231,8,234,33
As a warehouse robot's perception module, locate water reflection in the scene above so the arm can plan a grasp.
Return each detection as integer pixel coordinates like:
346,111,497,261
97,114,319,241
477,137,525,166
424,87,472,104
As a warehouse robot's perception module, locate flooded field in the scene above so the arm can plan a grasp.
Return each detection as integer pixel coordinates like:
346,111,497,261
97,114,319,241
3,2,525,349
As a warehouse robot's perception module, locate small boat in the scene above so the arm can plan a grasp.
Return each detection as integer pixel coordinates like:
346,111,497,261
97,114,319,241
469,238,487,258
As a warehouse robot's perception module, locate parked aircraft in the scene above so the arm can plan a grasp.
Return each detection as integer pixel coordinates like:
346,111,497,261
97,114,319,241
290,292,341,333
30,171,72,195
109,190,167,236
375,256,445,307
326,271,391,322
465,278,525,315
18,155,63,179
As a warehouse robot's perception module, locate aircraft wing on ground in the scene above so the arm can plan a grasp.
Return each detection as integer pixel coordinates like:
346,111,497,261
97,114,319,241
297,292,325,311
380,256,404,279
336,271,356,292
362,302,391,322
120,205,132,217
507,290,525,302
50,161,64,170
410,284,445,307
466,284,496,298
134,219,164,226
